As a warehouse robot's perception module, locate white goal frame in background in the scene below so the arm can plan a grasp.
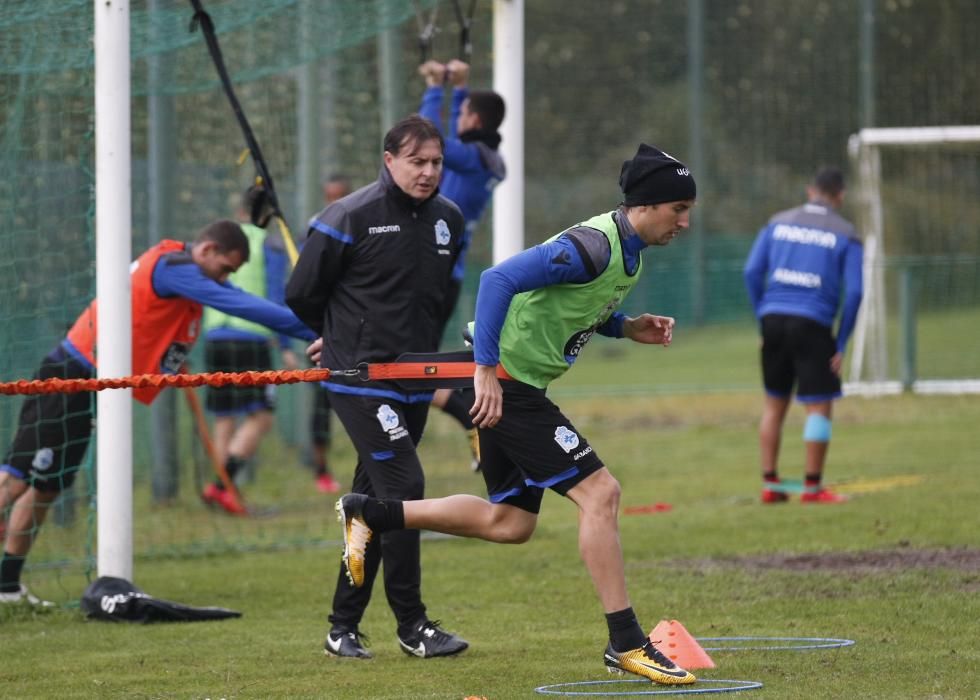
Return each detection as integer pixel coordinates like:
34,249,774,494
845,125,980,396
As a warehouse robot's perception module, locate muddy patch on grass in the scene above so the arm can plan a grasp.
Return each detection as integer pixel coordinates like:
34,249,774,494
673,547,980,574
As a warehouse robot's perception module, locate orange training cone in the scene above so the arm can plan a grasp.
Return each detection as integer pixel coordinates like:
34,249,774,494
649,619,716,669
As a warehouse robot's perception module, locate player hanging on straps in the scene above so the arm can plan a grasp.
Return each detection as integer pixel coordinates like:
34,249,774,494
415,0,506,472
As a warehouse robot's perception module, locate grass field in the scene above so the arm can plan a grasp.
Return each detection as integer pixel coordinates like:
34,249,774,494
3,321,980,699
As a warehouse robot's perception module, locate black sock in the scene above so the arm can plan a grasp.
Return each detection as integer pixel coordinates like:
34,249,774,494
763,471,779,484
0,551,25,593
606,607,647,651
397,616,426,640
362,498,405,533
440,390,474,430
312,443,331,477
805,474,822,489
314,458,330,478
216,455,246,489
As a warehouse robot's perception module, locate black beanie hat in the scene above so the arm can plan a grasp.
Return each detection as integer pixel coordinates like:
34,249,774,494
619,143,696,206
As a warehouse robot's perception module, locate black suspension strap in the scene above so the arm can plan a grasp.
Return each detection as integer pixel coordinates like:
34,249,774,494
413,0,441,64
451,0,478,61
187,1,288,235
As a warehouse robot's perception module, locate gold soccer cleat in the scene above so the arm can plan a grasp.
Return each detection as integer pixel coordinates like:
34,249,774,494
467,428,481,471
335,494,373,587
604,640,697,685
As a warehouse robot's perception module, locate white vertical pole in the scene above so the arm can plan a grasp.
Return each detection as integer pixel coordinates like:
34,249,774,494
846,136,868,385
95,0,133,580
377,3,402,140
866,146,887,387
296,0,319,225
492,0,524,263
847,135,888,392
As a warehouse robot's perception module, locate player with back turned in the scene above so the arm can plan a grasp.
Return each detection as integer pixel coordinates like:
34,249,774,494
743,167,864,504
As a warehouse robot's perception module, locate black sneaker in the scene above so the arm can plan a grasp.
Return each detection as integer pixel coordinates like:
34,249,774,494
324,624,372,659
397,619,469,658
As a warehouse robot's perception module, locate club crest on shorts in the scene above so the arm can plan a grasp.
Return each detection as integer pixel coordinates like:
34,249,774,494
434,218,451,246
376,404,409,441
554,426,580,453
32,447,54,470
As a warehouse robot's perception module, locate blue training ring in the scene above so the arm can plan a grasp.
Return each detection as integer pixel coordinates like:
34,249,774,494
697,636,855,652
534,678,764,696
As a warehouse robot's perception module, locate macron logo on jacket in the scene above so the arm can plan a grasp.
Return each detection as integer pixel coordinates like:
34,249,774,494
772,223,837,249
368,224,401,235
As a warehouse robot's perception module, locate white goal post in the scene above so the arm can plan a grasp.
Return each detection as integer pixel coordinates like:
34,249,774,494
846,125,980,396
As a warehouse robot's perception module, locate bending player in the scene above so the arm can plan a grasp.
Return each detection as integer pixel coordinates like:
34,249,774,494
0,220,315,604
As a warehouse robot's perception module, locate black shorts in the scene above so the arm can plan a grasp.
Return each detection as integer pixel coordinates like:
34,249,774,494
760,314,842,402
479,380,604,514
204,340,276,416
2,347,94,492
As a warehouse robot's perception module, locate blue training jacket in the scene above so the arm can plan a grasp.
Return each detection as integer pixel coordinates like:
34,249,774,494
743,201,864,354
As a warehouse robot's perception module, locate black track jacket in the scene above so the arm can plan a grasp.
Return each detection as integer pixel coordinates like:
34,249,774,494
286,166,465,395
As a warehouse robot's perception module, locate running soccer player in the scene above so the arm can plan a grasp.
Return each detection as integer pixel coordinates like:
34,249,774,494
334,143,698,686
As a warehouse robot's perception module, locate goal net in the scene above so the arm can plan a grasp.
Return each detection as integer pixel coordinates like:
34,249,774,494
846,126,980,395
0,0,457,591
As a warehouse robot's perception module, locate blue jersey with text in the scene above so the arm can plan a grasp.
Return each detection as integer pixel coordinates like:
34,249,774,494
744,202,864,353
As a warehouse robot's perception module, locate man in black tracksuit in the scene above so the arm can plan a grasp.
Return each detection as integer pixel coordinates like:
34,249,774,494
286,115,468,660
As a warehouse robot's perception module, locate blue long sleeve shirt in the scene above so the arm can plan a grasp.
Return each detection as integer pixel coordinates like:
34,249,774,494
153,254,316,343
744,201,864,353
474,211,645,366
203,240,294,349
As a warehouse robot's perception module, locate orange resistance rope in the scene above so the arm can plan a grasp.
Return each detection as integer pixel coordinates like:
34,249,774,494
0,368,333,396
0,361,512,397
